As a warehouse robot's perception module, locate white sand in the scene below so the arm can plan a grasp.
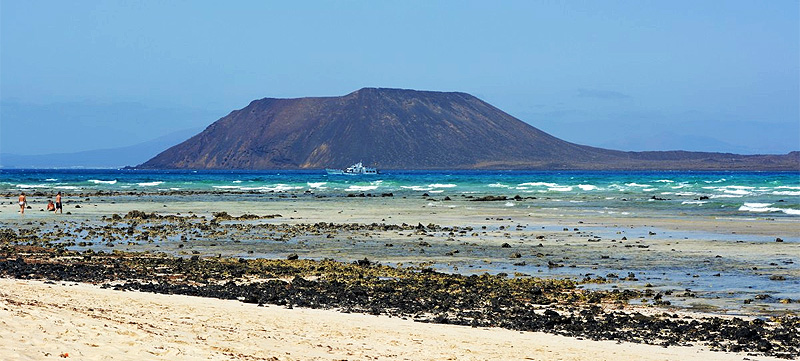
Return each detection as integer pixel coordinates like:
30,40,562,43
0,278,784,361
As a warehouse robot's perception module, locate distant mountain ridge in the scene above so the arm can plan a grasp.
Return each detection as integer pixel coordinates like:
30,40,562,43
1,127,202,169
138,88,800,170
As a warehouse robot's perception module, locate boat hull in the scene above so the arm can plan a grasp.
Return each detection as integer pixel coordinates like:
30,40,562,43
326,163,379,175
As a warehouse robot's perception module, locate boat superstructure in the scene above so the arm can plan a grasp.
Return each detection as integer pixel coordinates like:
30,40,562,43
326,162,379,175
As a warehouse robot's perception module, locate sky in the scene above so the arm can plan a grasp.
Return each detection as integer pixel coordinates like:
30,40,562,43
1,0,798,156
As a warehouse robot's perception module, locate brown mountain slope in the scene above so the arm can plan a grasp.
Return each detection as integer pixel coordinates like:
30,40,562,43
138,88,799,170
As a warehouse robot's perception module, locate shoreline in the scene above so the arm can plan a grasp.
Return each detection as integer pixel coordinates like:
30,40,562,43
0,245,798,359
1,277,789,361
3,192,799,237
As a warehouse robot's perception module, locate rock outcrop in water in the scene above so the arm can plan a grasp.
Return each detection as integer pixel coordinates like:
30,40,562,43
137,88,799,170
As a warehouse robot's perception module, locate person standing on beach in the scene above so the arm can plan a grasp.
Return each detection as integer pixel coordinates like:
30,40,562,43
55,191,63,214
18,192,27,215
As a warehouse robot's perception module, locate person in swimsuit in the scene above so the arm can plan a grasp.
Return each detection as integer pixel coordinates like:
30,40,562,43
55,191,63,214
47,200,55,211
19,192,27,215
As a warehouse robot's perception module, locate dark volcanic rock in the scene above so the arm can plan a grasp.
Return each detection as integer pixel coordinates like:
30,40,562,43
0,245,798,359
136,88,799,170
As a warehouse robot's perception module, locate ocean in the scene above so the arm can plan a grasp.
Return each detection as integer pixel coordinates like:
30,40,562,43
3,169,799,218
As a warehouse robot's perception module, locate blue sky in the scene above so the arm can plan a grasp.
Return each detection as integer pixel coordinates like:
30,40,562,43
2,1,798,156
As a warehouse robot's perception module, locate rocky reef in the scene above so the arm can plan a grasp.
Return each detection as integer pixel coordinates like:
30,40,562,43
0,230,797,358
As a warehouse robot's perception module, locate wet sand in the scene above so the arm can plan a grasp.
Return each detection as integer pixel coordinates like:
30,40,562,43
4,192,797,236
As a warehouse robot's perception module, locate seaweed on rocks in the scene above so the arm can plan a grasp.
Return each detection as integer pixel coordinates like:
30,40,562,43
0,244,797,359
470,195,508,202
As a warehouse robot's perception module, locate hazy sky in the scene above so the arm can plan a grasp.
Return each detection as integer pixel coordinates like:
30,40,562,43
2,1,798,155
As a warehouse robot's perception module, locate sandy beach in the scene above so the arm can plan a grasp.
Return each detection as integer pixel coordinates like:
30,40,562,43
1,190,798,360
1,278,788,361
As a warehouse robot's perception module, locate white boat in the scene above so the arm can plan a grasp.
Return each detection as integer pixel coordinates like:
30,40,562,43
326,162,379,175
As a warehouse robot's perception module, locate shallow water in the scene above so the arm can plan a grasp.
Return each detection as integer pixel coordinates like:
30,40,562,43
2,169,798,316
2,169,799,218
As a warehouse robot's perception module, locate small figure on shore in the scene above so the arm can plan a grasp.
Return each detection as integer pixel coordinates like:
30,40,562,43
55,191,63,214
18,192,27,215
46,200,56,211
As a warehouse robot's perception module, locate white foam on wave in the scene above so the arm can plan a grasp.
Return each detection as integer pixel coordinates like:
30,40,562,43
643,188,657,192
401,185,432,191
548,186,573,192
776,186,800,190
739,203,800,216
704,178,726,183
682,201,707,205
45,178,58,181
488,183,510,188
230,184,304,192
626,183,651,187
710,194,743,199
655,179,674,183
742,203,772,208
138,181,164,187
88,179,117,185
429,190,444,194
428,183,457,188
16,184,48,188
307,182,327,188
232,180,243,183
346,185,378,192
675,192,698,196
671,184,690,189
518,182,559,187
723,189,751,195
504,201,515,207
54,186,79,190
773,191,800,196
577,184,597,191
267,184,304,192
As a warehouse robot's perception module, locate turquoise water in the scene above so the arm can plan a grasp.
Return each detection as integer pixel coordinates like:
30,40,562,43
2,169,798,218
